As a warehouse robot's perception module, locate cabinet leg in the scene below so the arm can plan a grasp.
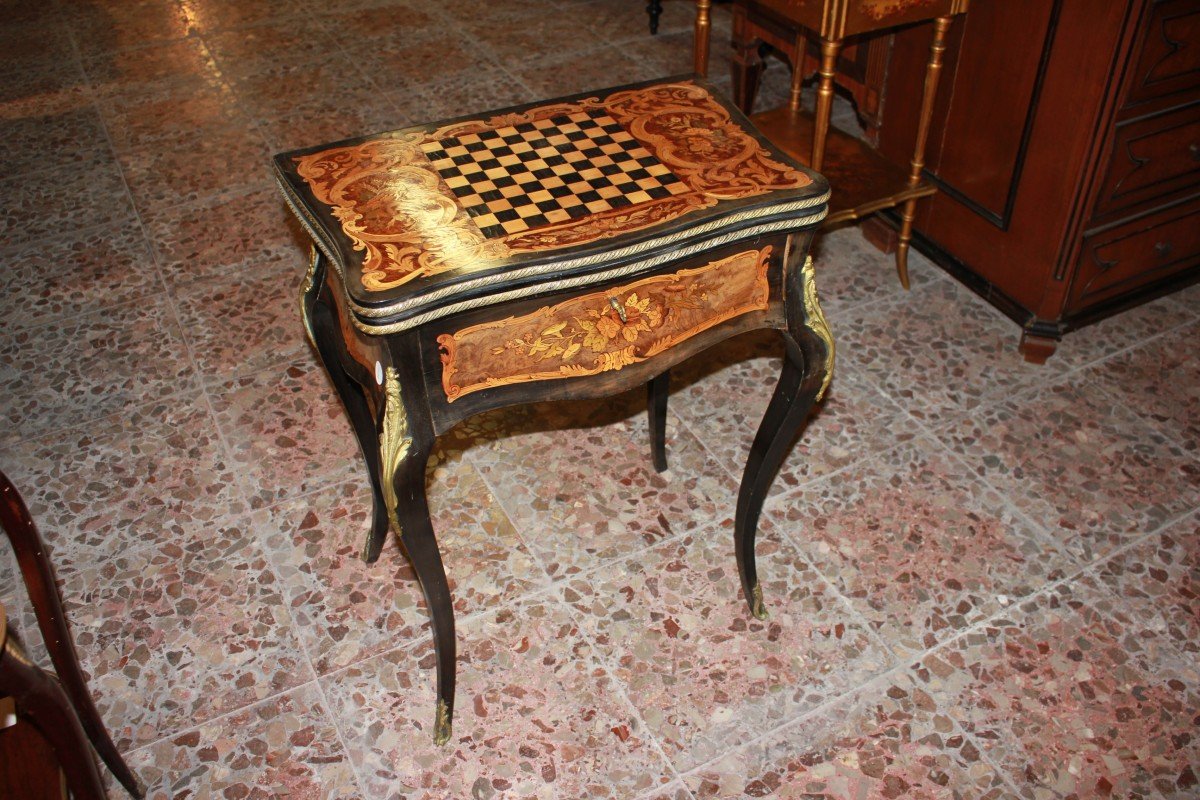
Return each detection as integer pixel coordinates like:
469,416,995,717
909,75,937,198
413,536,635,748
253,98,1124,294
812,39,842,172
647,370,669,473
1019,331,1059,364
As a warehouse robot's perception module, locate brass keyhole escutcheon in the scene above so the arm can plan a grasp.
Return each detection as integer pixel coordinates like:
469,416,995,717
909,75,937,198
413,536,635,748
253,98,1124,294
608,296,627,323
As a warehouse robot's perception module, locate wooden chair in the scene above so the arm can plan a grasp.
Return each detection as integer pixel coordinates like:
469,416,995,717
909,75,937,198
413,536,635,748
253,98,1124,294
0,470,142,798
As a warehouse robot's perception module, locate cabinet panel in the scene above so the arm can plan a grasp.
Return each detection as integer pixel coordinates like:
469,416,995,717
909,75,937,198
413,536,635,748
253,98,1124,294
1094,102,1200,221
1122,0,1200,112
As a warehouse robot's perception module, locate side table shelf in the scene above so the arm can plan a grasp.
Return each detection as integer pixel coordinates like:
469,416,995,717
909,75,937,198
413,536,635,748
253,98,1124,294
696,0,968,287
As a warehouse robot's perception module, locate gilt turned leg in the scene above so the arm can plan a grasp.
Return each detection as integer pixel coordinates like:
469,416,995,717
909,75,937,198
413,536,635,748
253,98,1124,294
811,38,842,172
374,351,457,746
647,370,670,472
896,16,952,290
735,256,833,619
0,473,143,798
305,248,390,562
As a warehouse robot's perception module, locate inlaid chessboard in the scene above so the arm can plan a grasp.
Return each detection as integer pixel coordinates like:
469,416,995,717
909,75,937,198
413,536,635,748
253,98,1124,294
421,109,689,239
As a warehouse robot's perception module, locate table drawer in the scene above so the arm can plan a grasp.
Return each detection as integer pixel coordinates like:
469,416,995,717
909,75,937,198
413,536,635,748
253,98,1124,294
1070,198,1200,311
752,0,966,38
437,247,774,402
1122,0,1200,113
1093,102,1200,220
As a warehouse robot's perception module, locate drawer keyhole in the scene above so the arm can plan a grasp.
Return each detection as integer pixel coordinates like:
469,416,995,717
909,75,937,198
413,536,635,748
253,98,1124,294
608,296,627,323
1154,241,1173,258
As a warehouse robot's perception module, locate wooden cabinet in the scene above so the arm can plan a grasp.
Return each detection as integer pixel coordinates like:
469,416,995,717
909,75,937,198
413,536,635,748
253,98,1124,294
876,0,1200,362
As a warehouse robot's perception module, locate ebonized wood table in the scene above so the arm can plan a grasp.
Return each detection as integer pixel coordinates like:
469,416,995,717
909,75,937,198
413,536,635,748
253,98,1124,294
274,78,833,744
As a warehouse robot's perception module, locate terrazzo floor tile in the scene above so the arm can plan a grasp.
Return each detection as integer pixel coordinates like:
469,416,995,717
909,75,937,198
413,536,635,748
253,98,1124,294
838,277,1045,423
1084,319,1200,454
255,96,404,154
685,670,1011,799
80,37,224,95
561,529,896,771
1035,294,1196,373
0,105,112,177
122,683,362,799
0,390,246,567
322,594,677,799
208,358,365,509
141,184,306,288
385,71,536,130
810,226,947,317
229,59,388,122
178,0,304,34
97,80,248,152
768,437,1075,657
1081,513,1199,661
0,159,136,248
937,376,1200,562
171,259,309,383
259,460,546,676
202,17,338,79
671,337,921,498
68,1,193,54
351,30,497,96
911,583,1200,800
0,295,196,439
0,224,160,335
511,46,663,100
472,398,738,580
56,518,314,751
465,7,617,65
117,125,274,214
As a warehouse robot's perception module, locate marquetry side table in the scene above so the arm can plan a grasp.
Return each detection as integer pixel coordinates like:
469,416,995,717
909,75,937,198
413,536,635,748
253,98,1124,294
274,78,833,743
695,0,969,288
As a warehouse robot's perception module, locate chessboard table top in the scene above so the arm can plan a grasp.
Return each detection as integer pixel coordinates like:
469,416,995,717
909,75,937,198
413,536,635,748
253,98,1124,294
273,78,829,332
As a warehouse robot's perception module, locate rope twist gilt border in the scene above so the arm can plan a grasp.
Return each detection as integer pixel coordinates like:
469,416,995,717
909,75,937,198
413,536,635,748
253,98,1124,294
276,171,829,335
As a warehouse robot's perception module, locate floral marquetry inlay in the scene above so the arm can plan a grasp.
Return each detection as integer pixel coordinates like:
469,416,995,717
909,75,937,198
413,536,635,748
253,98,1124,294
438,248,773,401
290,82,808,292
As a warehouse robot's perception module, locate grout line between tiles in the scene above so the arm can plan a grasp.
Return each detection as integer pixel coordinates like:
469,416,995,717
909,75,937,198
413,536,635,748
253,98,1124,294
470,451,693,792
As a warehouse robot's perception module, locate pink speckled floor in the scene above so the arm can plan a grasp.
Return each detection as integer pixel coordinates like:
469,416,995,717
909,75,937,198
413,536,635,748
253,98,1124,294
1,0,1198,797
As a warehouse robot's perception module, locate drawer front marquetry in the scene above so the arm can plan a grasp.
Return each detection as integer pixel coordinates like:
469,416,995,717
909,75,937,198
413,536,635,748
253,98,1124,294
438,248,773,401
1122,0,1200,112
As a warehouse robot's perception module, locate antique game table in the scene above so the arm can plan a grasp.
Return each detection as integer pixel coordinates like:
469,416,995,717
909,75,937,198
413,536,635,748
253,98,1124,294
273,77,833,743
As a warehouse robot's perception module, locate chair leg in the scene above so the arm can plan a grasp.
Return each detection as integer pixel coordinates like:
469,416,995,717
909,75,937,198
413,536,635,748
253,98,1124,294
647,370,670,473
0,633,108,800
0,472,143,798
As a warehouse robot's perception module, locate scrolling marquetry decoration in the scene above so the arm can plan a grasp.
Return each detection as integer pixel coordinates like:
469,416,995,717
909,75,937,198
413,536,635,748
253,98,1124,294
292,82,808,292
438,248,772,401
